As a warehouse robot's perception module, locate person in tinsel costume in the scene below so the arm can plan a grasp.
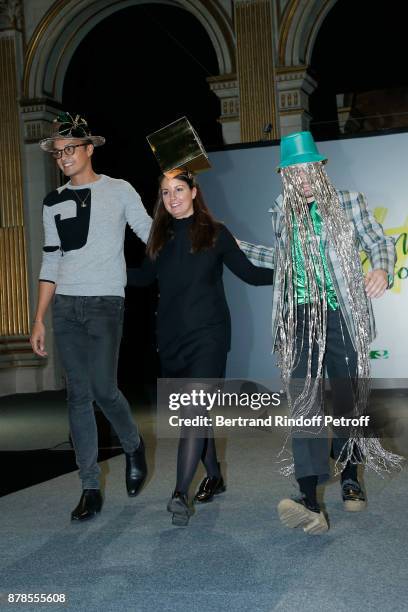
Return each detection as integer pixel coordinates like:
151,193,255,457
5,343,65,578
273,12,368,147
239,131,402,534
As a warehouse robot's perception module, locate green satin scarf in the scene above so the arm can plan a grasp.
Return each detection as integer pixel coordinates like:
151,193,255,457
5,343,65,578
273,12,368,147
292,201,338,310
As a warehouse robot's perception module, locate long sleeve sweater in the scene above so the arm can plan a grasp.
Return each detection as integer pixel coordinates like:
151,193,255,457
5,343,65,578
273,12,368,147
39,174,152,296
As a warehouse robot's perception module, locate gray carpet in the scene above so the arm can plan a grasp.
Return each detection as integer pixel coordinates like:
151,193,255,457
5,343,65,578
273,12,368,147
0,428,407,612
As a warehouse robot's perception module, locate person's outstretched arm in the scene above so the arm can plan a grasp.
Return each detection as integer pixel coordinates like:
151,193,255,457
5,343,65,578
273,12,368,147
220,226,274,285
345,191,396,298
123,181,153,244
237,239,275,269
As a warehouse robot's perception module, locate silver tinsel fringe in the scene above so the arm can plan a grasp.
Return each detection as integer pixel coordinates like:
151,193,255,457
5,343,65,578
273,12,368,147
276,162,403,475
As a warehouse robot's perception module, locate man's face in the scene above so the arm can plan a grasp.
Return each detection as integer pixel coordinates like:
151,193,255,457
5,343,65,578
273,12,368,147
297,164,314,201
52,138,93,178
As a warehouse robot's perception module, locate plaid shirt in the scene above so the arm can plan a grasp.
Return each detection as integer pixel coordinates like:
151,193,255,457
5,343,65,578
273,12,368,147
240,190,396,350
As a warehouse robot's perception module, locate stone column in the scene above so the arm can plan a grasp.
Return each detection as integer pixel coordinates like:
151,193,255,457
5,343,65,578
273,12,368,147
276,66,317,135
0,1,63,394
0,1,40,394
18,100,64,394
207,73,240,144
234,0,278,142
20,100,61,304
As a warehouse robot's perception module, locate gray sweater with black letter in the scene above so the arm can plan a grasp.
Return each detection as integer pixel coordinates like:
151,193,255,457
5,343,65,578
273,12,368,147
39,174,152,296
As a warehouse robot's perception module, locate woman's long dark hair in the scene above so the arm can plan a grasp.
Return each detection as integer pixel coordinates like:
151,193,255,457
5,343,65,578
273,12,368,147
146,170,220,259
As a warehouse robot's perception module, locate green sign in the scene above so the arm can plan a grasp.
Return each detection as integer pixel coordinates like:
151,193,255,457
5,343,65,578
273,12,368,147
370,350,389,360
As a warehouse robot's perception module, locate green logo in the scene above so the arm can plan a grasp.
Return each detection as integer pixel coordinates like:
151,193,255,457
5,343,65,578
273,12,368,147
370,350,389,360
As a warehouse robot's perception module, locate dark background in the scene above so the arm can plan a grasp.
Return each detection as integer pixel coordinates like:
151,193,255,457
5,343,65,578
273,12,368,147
62,4,222,389
310,0,408,137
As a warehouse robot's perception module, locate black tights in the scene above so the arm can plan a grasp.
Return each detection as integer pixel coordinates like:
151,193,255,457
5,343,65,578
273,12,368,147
162,350,227,496
176,434,220,494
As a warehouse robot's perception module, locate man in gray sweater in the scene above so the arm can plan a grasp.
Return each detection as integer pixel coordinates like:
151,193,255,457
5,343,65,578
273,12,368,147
30,113,152,521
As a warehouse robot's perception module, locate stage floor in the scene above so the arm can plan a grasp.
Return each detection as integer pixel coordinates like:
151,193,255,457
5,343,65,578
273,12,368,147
0,390,407,611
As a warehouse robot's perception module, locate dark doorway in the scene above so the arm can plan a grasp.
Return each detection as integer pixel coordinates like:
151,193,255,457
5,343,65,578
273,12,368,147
62,4,222,393
310,0,408,138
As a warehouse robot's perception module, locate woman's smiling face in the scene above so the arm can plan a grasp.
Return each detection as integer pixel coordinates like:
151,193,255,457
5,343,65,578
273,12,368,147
160,176,197,219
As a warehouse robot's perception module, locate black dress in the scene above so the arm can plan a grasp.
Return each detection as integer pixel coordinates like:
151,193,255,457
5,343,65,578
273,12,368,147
128,215,274,378
128,215,273,497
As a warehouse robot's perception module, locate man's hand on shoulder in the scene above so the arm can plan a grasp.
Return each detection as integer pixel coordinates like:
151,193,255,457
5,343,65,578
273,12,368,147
364,269,388,298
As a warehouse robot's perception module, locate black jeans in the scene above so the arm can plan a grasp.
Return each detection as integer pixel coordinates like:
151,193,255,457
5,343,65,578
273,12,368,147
291,306,358,482
53,295,140,489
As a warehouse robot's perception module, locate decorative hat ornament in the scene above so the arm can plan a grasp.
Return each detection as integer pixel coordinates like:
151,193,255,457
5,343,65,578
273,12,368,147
39,112,105,151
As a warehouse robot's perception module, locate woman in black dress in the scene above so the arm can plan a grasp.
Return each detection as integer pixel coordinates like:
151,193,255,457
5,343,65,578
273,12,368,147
128,168,273,525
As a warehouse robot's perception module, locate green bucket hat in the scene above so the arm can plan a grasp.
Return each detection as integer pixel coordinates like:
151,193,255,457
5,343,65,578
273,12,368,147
279,131,326,169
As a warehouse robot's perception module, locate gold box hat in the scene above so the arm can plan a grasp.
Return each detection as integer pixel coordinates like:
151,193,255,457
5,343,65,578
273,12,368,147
147,117,211,176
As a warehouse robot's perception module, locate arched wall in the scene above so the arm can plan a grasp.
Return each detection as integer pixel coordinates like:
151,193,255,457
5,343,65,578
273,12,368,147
278,0,338,67
23,0,235,102
275,0,338,136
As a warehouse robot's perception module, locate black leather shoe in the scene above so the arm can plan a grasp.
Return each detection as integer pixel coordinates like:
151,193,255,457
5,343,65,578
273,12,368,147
167,491,193,526
125,436,147,497
194,473,226,503
71,489,103,521
342,479,367,512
